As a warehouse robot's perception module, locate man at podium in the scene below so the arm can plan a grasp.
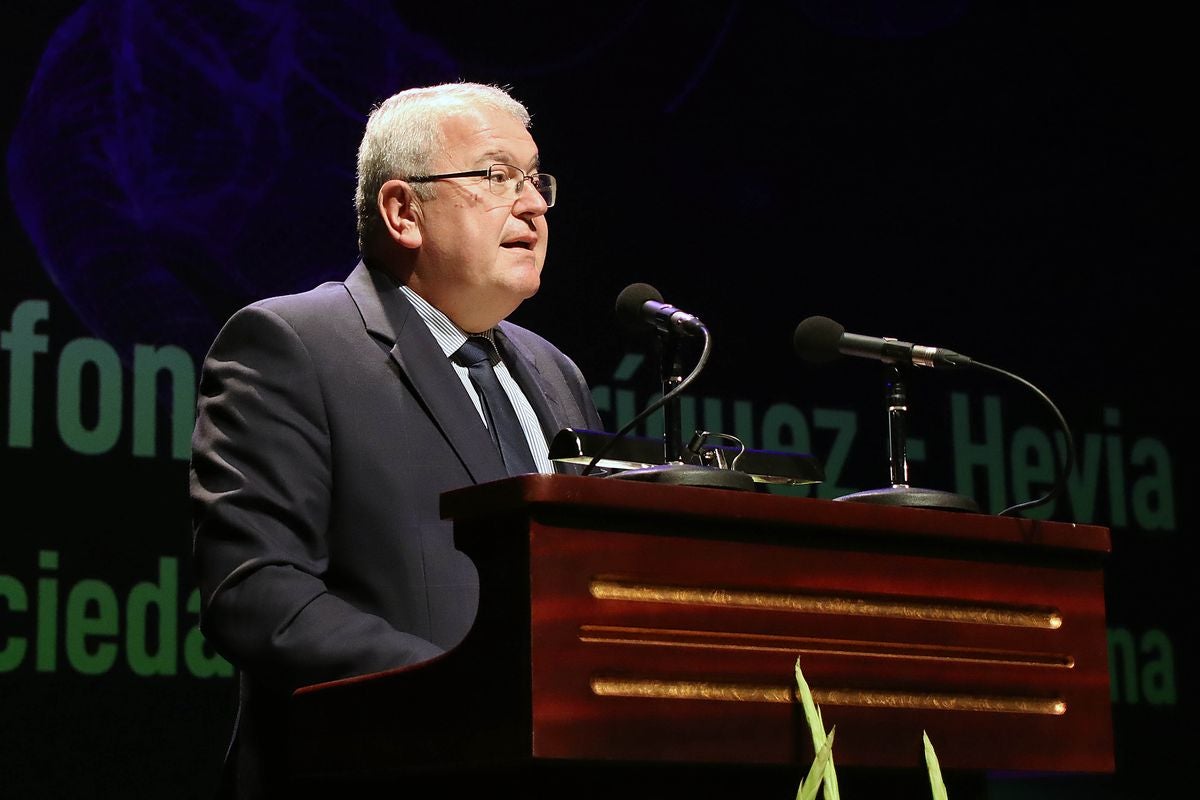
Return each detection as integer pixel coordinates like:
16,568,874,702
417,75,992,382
189,81,603,799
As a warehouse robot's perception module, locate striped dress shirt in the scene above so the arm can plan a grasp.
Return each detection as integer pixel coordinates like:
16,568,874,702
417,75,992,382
398,285,554,474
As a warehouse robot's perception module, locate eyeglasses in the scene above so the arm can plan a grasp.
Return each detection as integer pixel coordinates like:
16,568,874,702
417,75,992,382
406,163,556,208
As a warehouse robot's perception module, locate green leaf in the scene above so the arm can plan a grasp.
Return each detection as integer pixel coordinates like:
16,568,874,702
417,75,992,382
796,727,836,800
794,656,840,800
923,730,949,800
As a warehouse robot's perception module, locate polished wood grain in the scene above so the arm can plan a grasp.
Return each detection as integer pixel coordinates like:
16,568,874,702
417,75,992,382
290,474,1113,785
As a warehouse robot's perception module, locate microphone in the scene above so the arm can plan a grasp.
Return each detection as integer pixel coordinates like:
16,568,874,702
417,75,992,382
793,315,972,369
615,282,707,337
583,284,751,490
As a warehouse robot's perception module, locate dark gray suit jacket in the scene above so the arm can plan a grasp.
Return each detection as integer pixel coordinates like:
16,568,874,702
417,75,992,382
189,261,603,798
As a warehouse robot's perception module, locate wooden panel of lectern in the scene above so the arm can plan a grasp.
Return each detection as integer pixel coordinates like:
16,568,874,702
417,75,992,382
290,474,1113,789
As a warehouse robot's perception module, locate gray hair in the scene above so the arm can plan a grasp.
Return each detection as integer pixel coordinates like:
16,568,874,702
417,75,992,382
355,82,532,253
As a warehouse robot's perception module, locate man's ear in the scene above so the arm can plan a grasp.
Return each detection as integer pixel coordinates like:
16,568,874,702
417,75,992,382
378,179,422,249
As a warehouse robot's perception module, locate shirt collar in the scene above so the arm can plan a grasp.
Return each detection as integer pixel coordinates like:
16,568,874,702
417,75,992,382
398,284,497,359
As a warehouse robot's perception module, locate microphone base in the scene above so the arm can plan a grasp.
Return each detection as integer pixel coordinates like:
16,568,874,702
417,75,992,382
608,463,757,492
835,485,980,513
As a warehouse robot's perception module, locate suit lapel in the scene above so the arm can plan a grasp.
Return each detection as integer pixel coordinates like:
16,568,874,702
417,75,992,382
346,262,508,485
494,324,588,475
494,325,567,441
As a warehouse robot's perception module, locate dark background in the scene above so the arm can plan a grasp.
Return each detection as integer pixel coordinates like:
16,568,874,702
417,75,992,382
1,2,1190,797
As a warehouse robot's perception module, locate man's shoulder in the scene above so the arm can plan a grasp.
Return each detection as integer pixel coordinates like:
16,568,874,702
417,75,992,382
218,276,363,341
497,320,588,380
248,279,351,317
496,319,555,351
206,280,360,360
236,261,392,332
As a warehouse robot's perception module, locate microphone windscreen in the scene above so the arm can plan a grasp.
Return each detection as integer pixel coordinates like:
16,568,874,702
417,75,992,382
615,282,664,332
793,315,846,364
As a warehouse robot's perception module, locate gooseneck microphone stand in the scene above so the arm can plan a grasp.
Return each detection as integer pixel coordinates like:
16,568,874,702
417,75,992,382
885,364,910,487
659,331,687,464
793,315,1075,516
836,363,980,512
583,325,754,490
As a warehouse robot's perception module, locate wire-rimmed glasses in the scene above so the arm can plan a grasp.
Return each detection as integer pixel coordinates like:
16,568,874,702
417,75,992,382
406,163,556,207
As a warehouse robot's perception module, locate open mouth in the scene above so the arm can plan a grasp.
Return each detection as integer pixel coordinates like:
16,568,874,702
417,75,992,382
501,240,534,250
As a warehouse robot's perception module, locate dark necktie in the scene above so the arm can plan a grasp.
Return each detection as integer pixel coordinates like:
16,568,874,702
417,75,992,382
453,336,539,476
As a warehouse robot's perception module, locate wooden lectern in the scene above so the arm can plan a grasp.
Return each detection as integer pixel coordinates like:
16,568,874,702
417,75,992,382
289,474,1113,796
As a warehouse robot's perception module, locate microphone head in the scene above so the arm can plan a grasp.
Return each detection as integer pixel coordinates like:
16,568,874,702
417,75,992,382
615,282,664,332
793,315,846,364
